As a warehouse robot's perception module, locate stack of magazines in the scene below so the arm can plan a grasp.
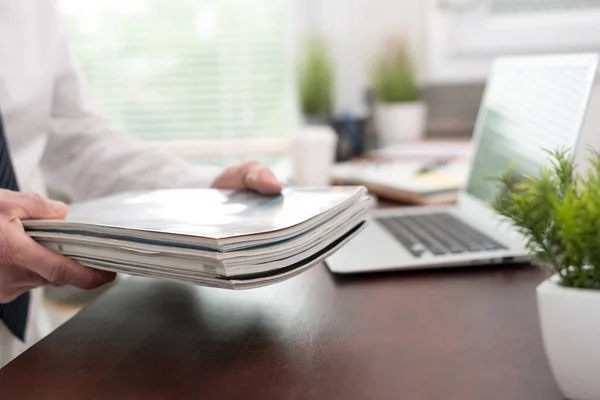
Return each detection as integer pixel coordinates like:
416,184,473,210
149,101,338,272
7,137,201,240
24,187,370,289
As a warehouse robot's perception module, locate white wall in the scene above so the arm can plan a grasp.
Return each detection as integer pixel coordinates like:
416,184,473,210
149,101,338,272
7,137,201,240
294,0,427,115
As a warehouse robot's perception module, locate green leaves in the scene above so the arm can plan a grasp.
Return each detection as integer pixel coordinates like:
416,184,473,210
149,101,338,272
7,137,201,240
298,38,335,118
492,147,600,289
372,42,420,103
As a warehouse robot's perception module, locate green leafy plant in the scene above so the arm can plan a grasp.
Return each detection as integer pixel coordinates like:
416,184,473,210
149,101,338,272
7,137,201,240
298,38,334,119
372,41,420,103
492,147,600,289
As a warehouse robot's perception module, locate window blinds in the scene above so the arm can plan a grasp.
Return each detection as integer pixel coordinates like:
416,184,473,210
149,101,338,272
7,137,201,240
491,0,600,13
58,0,294,142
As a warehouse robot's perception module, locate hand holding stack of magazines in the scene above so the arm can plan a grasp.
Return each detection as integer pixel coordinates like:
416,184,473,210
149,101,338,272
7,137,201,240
23,187,370,289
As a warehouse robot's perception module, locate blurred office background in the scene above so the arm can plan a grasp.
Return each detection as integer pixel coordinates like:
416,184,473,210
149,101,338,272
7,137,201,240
55,0,600,164
43,0,600,326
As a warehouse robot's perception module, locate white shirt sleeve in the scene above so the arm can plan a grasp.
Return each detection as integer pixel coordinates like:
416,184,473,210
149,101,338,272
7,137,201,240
40,9,222,202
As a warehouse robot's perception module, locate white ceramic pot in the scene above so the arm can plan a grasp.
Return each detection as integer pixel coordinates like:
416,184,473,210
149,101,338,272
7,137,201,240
537,274,600,400
373,101,427,147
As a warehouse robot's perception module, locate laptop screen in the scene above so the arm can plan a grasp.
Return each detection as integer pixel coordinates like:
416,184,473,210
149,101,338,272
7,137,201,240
466,56,597,203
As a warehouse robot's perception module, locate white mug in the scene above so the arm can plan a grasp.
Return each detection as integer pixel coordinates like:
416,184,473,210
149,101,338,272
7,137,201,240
291,125,338,186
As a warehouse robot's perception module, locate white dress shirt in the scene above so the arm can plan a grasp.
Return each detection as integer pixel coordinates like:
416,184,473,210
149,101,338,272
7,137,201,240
0,0,222,366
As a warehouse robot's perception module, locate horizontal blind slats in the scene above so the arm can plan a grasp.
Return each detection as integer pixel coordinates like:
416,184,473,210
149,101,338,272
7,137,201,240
59,0,292,142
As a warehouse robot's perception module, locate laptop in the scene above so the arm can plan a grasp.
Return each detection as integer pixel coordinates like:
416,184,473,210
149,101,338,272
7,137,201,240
326,53,599,274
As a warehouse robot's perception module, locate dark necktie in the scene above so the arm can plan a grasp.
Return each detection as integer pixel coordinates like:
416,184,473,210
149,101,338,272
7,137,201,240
0,109,30,341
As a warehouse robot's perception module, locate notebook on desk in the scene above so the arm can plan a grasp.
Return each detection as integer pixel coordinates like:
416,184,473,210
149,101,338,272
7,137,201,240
331,141,472,205
327,53,599,274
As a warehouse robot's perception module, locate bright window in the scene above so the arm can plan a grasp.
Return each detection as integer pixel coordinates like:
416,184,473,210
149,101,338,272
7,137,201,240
58,0,296,149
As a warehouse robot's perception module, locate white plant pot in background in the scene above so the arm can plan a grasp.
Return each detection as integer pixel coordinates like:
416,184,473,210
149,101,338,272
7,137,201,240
537,274,600,400
373,101,427,148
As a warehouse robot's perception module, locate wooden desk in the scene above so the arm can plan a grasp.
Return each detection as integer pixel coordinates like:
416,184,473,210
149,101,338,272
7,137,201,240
0,264,562,400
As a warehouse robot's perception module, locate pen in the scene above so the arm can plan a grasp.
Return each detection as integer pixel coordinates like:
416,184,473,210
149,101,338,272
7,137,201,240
416,158,451,175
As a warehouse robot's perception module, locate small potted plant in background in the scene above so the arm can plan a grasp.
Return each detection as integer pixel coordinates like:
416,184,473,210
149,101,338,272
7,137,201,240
371,40,426,147
296,37,366,172
293,37,338,185
492,148,600,400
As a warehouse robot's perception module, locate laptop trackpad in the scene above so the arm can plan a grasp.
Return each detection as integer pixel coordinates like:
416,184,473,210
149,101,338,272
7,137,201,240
326,220,414,273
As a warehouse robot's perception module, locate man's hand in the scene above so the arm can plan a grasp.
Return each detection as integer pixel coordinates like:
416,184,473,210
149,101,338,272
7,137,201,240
211,161,284,195
0,190,115,303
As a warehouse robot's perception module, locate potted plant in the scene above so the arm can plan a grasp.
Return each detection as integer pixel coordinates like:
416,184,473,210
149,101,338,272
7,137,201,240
492,148,600,400
296,38,364,163
293,38,338,184
371,41,426,147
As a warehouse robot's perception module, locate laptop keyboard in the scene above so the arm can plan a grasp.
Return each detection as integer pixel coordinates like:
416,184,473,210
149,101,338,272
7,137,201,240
377,212,508,258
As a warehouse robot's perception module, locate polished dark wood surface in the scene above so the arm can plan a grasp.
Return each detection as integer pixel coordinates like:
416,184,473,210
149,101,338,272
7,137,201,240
0,264,561,400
